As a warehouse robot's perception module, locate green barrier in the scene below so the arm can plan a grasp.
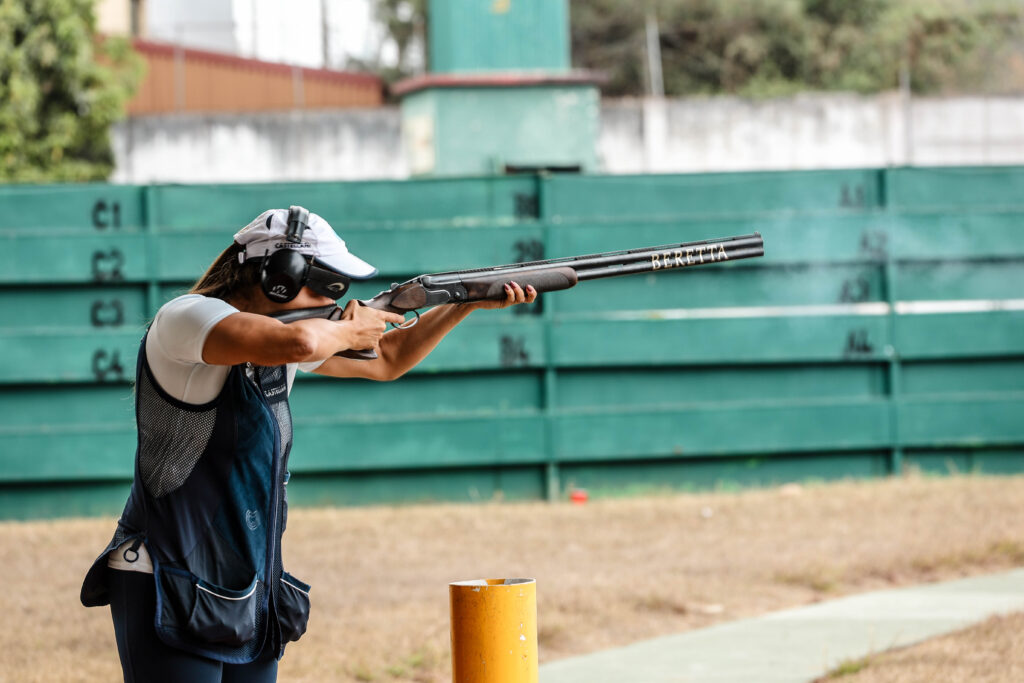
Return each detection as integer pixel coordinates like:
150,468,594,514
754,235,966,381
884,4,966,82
1,167,1023,519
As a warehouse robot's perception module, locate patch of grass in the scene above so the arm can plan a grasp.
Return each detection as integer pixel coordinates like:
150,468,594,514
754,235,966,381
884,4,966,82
634,593,690,615
818,654,874,679
912,539,1024,574
774,565,845,594
537,622,569,648
385,646,439,678
351,664,377,682
990,539,1024,564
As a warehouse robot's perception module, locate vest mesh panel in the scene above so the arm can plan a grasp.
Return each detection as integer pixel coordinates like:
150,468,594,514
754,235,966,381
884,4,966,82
137,365,217,498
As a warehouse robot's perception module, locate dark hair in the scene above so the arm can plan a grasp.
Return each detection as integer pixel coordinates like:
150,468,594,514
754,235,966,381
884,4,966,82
189,243,262,301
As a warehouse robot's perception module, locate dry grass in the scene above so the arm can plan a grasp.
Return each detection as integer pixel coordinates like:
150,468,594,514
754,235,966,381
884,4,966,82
817,611,1024,682
2,473,1024,682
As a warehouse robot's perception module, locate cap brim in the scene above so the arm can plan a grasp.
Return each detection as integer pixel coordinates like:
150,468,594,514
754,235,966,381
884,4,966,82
313,252,377,280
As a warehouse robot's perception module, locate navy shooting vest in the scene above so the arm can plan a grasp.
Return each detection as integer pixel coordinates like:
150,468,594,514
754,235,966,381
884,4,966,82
80,336,311,663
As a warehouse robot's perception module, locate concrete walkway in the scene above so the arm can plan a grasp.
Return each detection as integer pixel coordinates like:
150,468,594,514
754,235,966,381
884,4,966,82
539,569,1024,683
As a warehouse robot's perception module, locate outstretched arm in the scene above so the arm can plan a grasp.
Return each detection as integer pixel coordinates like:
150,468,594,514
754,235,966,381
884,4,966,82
314,282,536,381
202,308,404,367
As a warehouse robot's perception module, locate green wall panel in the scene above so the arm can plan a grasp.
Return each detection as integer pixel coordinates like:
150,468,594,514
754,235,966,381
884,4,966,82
545,169,884,218
0,233,149,284
888,166,1024,208
895,311,1024,359
553,400,891,460
1,331,139,384
292,414,546,472
551,315,892,365
901,360,1024,395
555,365,888,408
2,287,148,331
890,212,1024,260
560,452,891,497
903,448,1024,475
0,184,144,231
288,466,547,508
153,176,538,229
0,482,130,520
2,166,1024,517
898,260,1024,301
898,396,1024,447
1,430,136,481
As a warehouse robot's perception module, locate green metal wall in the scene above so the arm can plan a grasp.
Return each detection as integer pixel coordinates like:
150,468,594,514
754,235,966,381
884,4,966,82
2,167,1023,519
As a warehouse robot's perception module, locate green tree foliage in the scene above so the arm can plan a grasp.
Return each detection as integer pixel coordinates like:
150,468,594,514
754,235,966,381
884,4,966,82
0,0,142,182
349,0,428,86
570,0,1024,97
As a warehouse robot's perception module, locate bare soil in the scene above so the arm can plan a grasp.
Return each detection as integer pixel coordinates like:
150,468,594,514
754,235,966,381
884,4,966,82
2,474,1024,682
817,611,1024,682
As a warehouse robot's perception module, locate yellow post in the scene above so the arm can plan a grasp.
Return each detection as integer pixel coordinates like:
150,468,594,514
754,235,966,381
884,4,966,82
449,578,538,683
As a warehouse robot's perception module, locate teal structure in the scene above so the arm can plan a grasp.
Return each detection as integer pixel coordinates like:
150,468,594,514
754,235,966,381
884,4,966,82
428,0,571,73
399,83,599,175
2,167,1024,519
397,0,601,176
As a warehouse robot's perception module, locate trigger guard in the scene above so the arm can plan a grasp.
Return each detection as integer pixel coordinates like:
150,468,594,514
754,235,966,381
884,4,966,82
393,310,420,330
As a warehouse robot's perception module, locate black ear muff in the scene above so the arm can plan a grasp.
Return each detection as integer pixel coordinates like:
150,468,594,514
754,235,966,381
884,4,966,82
260,206,313,303
260,249,310,303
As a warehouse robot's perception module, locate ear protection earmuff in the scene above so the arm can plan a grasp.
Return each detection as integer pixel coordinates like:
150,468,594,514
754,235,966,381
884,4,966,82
260,206,311,303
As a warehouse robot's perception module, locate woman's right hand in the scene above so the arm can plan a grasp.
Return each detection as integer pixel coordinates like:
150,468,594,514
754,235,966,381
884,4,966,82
340,301,405,351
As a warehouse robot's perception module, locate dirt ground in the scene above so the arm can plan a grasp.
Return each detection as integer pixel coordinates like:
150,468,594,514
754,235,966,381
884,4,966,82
2,474,1024,682
816,611,1024,682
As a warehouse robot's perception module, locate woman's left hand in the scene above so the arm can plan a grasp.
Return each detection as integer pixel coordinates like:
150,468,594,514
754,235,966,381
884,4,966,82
468,281,538,310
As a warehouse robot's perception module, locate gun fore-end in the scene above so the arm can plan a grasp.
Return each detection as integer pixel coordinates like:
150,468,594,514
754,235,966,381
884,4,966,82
458,266,579,302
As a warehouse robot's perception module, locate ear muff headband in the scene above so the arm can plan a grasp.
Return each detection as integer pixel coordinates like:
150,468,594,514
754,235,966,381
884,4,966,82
260,206,312,303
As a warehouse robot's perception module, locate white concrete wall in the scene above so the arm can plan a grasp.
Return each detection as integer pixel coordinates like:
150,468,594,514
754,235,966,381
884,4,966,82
600,94,1024,173
111,109,407,183
110,93,1024,183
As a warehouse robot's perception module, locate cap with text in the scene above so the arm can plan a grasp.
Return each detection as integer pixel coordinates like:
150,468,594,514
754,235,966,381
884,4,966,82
234,208,377,279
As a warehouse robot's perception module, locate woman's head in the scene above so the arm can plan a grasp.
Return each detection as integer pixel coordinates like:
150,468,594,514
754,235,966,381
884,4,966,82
189,207,379,306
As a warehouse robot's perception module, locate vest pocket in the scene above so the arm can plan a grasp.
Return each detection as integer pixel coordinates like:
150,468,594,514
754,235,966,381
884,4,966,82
278,571,311,642
187,574,260,647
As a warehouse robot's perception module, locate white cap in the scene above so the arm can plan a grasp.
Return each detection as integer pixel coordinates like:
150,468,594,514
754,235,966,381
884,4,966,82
234,208,377,279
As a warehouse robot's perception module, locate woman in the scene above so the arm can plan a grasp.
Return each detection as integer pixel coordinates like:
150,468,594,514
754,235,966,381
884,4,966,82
80,207,536,682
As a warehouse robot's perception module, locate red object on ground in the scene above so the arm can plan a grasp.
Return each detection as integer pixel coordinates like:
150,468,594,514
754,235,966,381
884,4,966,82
569,489,589,505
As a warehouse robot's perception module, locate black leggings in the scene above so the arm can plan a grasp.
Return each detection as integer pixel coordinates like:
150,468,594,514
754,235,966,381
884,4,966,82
107,569,278,683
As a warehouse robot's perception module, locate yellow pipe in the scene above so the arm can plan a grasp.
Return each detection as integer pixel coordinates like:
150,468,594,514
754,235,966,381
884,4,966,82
449,578,538,683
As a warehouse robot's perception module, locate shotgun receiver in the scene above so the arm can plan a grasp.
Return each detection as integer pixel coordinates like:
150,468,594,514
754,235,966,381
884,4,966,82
271,232,764,359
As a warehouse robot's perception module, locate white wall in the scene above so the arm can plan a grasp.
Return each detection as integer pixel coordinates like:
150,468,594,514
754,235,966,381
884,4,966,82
142,0,381,69
146,0,238,53
111,93,1024,184
600,94,1024,173
111,109,406,183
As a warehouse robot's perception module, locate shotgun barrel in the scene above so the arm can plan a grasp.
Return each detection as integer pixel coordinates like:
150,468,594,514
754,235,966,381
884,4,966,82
272,232,764,360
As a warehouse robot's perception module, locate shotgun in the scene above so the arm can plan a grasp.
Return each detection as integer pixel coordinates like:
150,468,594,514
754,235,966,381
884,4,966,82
271,232,764,359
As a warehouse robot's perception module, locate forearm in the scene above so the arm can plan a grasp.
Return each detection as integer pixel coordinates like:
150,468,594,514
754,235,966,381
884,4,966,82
375,304,474,379
203,315,363,366
313,283,531,381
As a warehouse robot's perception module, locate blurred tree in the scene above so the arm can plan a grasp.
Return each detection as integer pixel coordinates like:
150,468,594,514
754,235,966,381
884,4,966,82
0,0,142,182
350,0,428,88
570,0,1024,97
